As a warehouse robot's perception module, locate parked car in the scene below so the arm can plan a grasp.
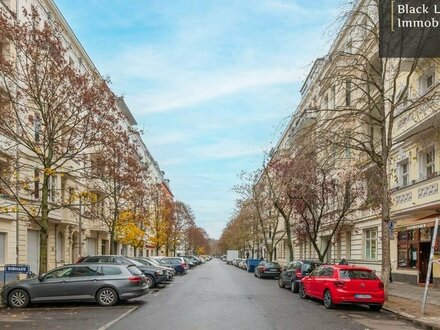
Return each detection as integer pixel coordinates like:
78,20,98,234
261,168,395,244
239,259,247,270
278,260,322,293
299,265,384,311
246,259,261,273
132,257,175,280
1,264,148,308
183,255,202,265
80,255,167,288
156,257,187,274
254,261,282,279
182,257,196,268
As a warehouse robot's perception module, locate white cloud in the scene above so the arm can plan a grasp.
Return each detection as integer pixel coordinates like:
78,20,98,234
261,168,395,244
124,67,304,114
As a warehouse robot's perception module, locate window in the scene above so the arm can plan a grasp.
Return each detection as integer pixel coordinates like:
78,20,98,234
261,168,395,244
364,228,378,260
71,266,100,277
345,80,352,106
102,266,122,276
398,160,409,187
339,270,377,280
420,69,435,94
45,267,73,279
419,148,436,180
426,149,436,178
0,232,5,264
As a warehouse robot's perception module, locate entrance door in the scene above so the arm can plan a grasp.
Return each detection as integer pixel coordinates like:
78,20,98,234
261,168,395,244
27,230,40,274
419,242,433,283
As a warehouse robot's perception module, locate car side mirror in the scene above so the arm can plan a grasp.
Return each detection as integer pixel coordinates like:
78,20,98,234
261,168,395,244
38,273,46,281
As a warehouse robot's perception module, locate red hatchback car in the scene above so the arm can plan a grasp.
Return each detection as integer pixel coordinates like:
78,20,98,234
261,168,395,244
299,265,384,311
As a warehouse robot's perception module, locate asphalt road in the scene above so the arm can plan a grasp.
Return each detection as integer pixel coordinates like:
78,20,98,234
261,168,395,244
0,260,424,330
109,260,421,330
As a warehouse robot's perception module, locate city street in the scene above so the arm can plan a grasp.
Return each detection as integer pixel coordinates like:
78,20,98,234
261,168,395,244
0,260,423,330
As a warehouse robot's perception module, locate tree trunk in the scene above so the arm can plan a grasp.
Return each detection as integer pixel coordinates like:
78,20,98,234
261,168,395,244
39,173,50,274
380,164,391,300
284,218,294,262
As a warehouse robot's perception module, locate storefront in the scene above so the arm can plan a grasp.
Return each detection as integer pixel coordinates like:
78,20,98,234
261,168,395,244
395,216,440,285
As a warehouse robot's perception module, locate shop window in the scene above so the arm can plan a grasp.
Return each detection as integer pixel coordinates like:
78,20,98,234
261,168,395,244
398,243,418,269
420,228,432,241
364,228,377,260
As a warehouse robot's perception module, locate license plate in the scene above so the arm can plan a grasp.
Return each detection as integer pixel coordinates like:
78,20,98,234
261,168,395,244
355,294,371,299
270,269,277,271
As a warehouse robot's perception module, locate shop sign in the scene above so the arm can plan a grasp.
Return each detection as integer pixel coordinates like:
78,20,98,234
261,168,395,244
407,223,427,230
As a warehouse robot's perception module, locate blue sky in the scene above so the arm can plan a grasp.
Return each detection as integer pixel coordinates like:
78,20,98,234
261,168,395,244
55,0,343,239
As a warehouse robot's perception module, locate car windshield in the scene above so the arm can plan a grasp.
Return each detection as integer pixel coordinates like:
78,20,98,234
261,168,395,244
265,262,280,268
147,259,161,266
126,258,145,267
339,270,378,280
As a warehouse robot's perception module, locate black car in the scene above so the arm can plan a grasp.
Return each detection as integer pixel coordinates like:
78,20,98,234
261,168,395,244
254,261,282,279
81,255,167,288
278,260,322,293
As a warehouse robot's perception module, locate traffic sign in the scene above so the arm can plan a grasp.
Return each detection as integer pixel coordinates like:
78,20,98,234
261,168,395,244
5,264,30,273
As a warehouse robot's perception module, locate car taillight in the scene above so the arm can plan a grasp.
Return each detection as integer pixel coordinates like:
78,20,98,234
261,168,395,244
295,269,302,278
334,280,345,288
379,282,384,289
128,276,143,283
261,268,267,273
155,271,160,276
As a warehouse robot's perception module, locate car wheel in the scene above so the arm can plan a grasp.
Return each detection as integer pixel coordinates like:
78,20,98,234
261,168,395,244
278,277,285,288
291,282,299,293
144,275,155,288
323,290,335,309
369,304,382,312
8,289,30,308
299,283,308,299
96,287,118,307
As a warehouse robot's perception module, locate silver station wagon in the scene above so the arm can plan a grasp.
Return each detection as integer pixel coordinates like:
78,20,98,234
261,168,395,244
1,263,149,308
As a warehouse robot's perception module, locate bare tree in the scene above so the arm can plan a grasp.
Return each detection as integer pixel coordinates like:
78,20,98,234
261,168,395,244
307,0,440,295
0,8,117,272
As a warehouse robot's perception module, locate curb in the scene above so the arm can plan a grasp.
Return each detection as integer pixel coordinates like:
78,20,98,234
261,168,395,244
383,306,440,330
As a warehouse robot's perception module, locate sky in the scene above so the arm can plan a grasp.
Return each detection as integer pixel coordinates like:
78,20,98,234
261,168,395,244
55,0,343,239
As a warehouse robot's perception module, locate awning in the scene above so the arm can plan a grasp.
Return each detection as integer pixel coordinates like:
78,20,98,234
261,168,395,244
396,214,439,230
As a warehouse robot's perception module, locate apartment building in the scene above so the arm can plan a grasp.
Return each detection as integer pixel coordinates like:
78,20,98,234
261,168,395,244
269,0,440,287
0,0,172,274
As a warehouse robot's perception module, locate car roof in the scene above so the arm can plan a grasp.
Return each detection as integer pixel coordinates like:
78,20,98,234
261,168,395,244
314,264,374,271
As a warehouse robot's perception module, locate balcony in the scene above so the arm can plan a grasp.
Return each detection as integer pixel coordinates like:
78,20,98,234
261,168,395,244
391,173,440,212
394,99,440,143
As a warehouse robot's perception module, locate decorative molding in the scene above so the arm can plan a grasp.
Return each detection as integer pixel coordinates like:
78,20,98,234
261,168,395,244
418,183,439,199
395,192,412,204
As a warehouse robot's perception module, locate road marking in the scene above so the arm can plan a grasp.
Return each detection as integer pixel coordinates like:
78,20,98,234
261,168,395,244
97,306,139,330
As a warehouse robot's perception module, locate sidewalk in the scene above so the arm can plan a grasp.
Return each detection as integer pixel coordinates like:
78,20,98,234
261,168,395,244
385,282,440,330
